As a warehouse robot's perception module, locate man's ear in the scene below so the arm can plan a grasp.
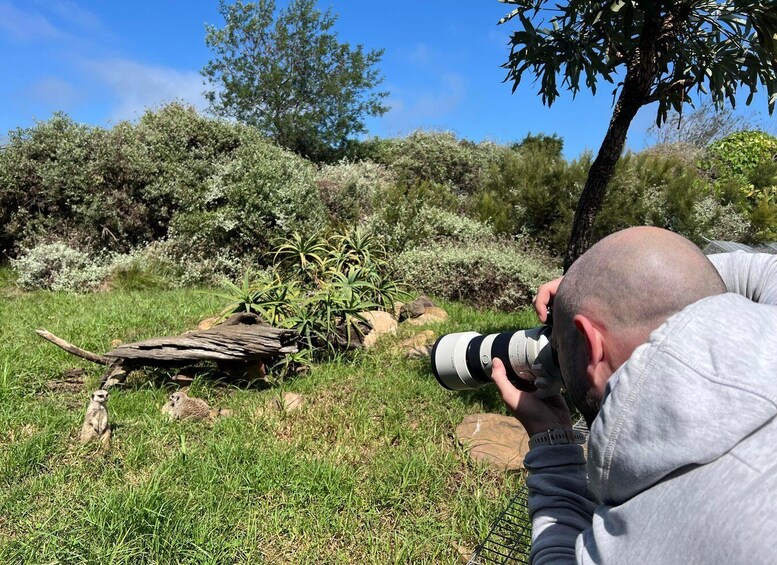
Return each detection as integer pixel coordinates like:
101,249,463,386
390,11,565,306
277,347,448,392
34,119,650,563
573,314,608,396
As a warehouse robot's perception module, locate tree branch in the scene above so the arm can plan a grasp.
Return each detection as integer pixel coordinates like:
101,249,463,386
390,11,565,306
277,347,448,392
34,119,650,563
35,329,111,366
646,78,695,104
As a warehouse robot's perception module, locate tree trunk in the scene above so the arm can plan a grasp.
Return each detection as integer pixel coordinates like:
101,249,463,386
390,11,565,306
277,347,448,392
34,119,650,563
563,13,668,272
562,89,644,271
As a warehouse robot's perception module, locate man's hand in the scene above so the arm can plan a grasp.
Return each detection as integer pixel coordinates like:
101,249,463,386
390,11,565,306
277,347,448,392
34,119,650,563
491,358,572,437
534,276,563,323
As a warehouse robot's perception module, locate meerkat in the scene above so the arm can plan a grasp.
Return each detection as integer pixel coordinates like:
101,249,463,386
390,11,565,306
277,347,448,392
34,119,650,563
79,389,111,447
162,391,212,421
162,390,232,421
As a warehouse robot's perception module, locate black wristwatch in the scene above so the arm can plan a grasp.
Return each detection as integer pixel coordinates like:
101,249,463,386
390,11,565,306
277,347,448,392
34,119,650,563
528,428,587,449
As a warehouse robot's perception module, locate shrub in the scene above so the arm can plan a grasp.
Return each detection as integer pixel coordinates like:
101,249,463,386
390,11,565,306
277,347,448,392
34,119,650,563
362,178,493,253
702,131,777,242
472,145,588,254
359,131,500,194
395,240,559,312
0,114,157,255
168,134,326,262
512,132,564,158
0,104,252,257
12,243,108,292
705,130,777,182
315,159,396,226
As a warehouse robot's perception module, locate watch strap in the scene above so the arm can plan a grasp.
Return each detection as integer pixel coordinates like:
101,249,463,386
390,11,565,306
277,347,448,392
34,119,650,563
529,428,587,449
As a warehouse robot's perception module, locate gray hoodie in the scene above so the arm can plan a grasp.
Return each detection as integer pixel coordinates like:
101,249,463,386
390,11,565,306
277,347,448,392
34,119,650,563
524,251,777,564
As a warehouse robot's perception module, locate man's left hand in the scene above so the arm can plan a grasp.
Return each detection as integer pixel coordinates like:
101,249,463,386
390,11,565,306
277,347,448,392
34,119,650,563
491,357,573,437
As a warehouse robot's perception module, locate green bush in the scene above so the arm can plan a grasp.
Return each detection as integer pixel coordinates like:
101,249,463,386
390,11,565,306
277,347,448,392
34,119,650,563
512,132,564,158
702,131,777,242
471,145,589,253
594,150,755,246
11,243,108,292
395,240,559,311
473,144,757,255
359,131,500,194
705,130,777,182
169,137,326,261
361,179,492,253
0,104,326,261
315,159,396,226
0,114,157,255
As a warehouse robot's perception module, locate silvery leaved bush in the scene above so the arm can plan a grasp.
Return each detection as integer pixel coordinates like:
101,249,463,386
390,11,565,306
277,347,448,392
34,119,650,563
12,243,108,292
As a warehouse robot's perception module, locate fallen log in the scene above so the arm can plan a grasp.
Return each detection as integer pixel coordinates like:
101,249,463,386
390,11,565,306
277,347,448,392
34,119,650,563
36,312,298,388
103,323,298,363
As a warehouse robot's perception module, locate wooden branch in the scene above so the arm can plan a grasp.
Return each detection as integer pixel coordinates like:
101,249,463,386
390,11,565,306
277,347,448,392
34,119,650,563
36,329,111,366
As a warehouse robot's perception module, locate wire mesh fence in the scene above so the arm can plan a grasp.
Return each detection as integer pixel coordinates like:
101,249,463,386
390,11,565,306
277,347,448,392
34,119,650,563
467,419,590,565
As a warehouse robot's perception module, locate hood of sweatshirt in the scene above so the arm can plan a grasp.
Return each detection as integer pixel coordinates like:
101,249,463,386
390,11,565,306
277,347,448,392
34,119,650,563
587,292,777,506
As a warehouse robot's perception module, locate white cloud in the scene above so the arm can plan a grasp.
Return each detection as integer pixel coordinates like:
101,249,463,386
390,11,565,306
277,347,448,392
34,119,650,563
0,1,65,41
81,59,209,122
28,76,83,109
383,72,467,133
45,0,113,40
408,43,433,66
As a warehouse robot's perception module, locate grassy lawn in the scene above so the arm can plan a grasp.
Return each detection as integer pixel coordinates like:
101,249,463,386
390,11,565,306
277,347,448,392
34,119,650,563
0,280,535,563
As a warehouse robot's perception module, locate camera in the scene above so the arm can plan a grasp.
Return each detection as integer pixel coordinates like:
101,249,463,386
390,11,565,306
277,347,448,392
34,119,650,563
430,327,562,398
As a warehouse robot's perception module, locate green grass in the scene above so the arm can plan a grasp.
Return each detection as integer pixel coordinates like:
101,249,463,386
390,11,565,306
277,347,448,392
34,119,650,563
0,286,535,563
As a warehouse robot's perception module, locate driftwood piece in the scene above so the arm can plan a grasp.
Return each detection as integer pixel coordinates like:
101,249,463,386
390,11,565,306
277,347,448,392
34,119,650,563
36,312,298,388
102,313,297,364
35,330,111,365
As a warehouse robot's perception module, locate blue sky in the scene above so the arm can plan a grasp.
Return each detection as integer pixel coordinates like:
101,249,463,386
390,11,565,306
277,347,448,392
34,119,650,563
1,0,773,158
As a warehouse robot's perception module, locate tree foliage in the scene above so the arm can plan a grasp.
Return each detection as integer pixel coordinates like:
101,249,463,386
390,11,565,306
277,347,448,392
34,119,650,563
499,0,777,268
501,0,777,122
202,0,388,161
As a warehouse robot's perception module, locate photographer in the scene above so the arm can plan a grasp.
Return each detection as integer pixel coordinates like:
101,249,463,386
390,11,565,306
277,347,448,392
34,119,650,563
491,226,777,564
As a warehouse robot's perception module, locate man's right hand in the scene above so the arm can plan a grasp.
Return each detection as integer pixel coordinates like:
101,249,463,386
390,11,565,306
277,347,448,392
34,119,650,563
534,276,563,323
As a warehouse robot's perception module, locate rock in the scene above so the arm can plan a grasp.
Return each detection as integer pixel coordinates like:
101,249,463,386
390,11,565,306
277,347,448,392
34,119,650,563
394,330,436,358
453,543,475,564
405,306,448,326
361,311,398,348
276,392,305,413
392,301,404,320
399,296,436,321
455,413,530,471
197,316,220,331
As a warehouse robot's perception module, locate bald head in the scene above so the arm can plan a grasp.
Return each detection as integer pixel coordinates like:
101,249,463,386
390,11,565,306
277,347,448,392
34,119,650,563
557,227,725,337
553,227,726,425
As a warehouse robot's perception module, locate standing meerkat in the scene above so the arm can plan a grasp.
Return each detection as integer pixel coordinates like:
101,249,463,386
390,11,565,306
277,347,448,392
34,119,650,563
79,389,111,447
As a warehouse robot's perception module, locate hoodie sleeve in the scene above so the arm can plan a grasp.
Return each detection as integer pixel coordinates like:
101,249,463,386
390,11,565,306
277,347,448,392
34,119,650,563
708,252,777,305
524,444,596,564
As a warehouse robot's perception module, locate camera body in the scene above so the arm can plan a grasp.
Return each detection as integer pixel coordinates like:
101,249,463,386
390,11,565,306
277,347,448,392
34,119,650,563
430,327,562,398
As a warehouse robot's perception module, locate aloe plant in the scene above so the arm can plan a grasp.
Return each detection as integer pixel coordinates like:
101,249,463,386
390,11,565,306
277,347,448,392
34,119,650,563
217,227,411,378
